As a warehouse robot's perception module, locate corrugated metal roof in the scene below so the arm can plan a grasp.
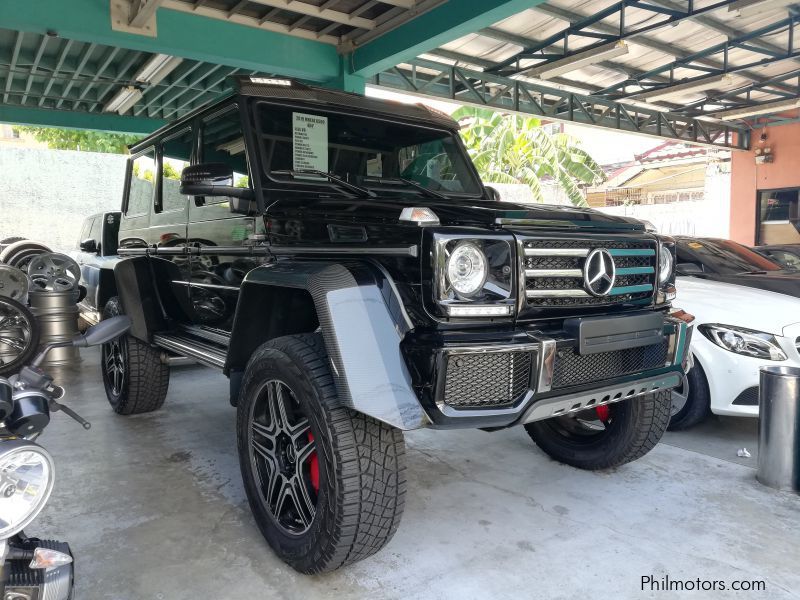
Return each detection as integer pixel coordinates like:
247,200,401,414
398,0,800,126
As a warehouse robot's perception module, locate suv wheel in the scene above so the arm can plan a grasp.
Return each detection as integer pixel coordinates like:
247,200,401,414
237,334,406,574
524,390,671,470
668,359,711,431
101,297,169,415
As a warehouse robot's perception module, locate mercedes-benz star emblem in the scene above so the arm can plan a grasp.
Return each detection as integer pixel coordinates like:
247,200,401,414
583,248,616,296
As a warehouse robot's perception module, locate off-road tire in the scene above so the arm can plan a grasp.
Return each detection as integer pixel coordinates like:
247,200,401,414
237,333,406,574
101,297,169,415
524,390,672,470
668,359,711,431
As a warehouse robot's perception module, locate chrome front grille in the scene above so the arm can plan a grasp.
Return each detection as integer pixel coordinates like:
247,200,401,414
521,238,657,307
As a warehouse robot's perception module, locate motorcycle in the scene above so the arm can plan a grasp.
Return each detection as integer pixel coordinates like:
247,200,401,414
0,315,131,600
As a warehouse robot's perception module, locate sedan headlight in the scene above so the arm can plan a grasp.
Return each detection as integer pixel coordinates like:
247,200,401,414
658,242,674,284
699,324,787,361
0,441,54,539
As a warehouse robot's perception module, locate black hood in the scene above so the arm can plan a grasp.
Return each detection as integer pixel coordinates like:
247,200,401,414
268,195,646,232
701,271,800,298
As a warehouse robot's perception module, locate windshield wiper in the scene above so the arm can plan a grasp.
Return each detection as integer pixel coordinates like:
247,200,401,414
363,176,448,199
272,169,376,199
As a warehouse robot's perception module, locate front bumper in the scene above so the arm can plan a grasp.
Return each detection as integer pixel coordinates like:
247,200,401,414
406,313,691,429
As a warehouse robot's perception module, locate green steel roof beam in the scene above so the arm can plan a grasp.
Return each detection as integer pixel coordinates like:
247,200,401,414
348,0,549,77
153,63,226,119
160,67,241,119
134,60,208,117
20,33,49,104
73,46,120,110
0,0,340,82
0,103,166,134
55,42,97,109
90,49,144,112
2,31,23,104
38,38,74,107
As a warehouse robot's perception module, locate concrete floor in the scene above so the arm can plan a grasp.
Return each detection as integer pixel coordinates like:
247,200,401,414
33,348,799,600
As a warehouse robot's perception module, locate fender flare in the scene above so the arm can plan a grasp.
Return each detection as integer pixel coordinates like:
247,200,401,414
237,260,427,430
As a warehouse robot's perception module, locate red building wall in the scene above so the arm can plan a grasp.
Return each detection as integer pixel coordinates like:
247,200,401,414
730,121,800,245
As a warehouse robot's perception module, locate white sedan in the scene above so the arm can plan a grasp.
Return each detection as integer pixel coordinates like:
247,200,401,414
669,276,800,429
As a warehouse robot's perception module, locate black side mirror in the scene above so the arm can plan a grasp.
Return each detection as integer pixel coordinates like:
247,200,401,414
180,163,254,202
72,316,132,347
79,238,98,253
485,185,502,201
676,262,704,275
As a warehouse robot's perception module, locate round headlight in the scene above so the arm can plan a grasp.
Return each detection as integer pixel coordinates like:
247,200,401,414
0,441,54,538
658,245,674,283
447,242,487,296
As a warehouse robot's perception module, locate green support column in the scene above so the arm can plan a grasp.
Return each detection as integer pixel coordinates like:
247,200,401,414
318,57,366,94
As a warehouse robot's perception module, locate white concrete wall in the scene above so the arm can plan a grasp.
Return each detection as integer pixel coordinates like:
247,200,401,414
0,147,127,252
596,170,731,238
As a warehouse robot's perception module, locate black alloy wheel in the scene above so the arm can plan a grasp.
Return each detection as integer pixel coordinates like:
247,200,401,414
248,378,319,535
103,335,127,398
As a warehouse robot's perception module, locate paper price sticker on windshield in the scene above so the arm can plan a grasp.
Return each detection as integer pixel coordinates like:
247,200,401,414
293,112,328,172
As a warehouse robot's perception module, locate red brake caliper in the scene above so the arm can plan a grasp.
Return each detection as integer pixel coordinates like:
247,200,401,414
307,432,320,493
595,405,611,422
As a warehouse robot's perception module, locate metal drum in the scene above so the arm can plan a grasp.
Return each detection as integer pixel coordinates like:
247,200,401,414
28,289,81,366
757,366,800,493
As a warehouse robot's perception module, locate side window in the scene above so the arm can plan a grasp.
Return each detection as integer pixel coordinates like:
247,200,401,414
200,107,250,204
399,138,463,192
78,217,94,245
127,149,156,215
89,216,103,248
160,128,192,213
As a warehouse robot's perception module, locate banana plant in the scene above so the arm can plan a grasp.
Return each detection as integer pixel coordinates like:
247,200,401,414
453,107,605,207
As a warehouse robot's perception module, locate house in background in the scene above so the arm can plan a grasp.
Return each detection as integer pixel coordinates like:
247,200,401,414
584,141,731,238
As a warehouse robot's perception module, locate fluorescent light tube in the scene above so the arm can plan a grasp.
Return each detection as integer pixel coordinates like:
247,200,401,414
104,86,143,114
635,74,736,103
712,98,800,120
218,138,245,155
526,41,629,80
134,54,183,85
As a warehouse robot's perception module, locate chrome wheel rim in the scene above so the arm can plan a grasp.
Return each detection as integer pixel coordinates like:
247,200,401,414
27,253,80,292
670,374,690,417
0,300,33,369
249,380,318,535
103,337,126,396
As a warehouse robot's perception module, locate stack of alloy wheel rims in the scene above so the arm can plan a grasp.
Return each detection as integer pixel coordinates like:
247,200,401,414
26,253,82,366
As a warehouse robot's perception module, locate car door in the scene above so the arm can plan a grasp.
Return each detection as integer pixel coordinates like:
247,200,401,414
119,148,155,251
80,215,104,311
185,104,261,332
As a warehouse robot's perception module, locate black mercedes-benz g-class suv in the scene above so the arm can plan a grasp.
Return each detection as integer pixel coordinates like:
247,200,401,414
85,76,691,574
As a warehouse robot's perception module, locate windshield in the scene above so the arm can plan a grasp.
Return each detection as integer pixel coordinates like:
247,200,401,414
253,102,482,197
677,238,784,274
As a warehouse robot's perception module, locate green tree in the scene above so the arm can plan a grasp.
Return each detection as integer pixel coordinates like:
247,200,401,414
13,126,140,154
453,107,605,207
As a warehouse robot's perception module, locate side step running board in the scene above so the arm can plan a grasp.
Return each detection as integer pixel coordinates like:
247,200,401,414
152,333,227,370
